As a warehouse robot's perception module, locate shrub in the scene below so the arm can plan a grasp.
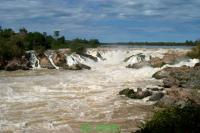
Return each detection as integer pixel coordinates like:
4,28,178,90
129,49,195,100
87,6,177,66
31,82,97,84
187,43,200,59
136,105,200,133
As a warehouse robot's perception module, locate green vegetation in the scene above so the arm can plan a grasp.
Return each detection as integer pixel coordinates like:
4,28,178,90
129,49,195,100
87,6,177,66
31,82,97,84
187,42,200,59
136,104,200,133
0,27,101,61
128,41,198,46
105,41,198,46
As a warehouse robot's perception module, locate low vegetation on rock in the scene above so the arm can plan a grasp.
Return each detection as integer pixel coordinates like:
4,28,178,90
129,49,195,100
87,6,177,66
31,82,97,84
187,42,200,59
135,104,200,133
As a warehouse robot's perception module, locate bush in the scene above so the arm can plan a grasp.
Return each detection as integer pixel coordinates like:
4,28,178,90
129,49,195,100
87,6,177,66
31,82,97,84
187,43,200,59
136,105,200,133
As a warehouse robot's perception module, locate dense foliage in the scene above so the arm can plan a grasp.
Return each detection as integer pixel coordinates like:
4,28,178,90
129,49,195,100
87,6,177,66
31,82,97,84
136,104,200,133
0,27,101,61
187,42,200,59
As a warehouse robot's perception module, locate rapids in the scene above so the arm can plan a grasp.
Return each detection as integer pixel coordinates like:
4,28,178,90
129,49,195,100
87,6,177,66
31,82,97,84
0,47,198,133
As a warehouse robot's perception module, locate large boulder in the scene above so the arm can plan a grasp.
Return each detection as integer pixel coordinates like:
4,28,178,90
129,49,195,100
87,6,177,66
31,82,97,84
156,88,200,108
149,51,187,68
5,58,29,71
163,77,180,88
64,63,91,70
153,65,200,89
38,54,54,69
152,66,190,79
149,57,165,68
52,52,66,67
149,92,164,101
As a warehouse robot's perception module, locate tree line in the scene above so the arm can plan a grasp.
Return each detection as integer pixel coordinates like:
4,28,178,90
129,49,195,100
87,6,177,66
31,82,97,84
0,27,101,61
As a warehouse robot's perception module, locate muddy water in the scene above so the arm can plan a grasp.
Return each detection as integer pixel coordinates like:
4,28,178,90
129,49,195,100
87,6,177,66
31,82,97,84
0,48,196,133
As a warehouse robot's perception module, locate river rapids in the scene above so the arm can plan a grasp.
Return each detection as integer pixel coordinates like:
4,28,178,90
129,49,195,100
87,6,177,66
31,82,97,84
0,47,198,133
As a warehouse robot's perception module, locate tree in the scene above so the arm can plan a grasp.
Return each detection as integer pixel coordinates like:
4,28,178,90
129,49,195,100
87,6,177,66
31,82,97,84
19,27,28,35
54,31,60,39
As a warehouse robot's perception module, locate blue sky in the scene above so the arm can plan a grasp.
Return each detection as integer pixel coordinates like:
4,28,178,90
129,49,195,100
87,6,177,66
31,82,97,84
0,0,200,42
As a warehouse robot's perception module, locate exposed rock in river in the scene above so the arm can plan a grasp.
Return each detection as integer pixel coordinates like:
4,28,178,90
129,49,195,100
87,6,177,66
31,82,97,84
153,64,200,89
156,87,200,108
5,58,30,71
119,88,152,99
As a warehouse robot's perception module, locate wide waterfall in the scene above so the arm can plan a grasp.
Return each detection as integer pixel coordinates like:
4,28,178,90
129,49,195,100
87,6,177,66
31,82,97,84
0,47,199,133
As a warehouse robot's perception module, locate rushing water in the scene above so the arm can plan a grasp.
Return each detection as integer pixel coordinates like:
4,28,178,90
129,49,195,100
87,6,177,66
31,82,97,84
0,47,198,133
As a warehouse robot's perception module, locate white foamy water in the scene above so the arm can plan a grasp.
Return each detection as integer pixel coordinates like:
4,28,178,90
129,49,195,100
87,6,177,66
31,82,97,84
0,47,197,133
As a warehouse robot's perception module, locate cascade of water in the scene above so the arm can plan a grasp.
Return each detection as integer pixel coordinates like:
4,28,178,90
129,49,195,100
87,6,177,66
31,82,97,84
65,54,79,66
27,51,41,69
48,55,59,70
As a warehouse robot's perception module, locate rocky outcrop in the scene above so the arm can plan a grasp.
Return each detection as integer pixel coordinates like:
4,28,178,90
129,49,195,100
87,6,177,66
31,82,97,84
38,54,54,69
79,53,98,62
152,64,200,89
149,57,165,68
52,52,66,67
127,51,187,69
5,58,29,71
156,87,200,108
127,61,150,69
149,92,164,101
149,51,187,68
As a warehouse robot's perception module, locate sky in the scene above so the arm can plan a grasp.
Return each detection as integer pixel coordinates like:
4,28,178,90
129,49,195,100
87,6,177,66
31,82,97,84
0,0,200,42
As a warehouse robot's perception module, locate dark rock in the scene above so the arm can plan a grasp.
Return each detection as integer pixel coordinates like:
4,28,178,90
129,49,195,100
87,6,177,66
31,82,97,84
64,63,91,70
149,92,164,101
127,61,150,69
96,52,105,60
79,64,91,70
152,69,170,79
119,88,152,99
153,65,200,89
147,87,164,91
135,88,152,99
5,58,30,71
119,88,135,98
0,58,6,70
5,59,21,71
163,78,180,88
79,53,98,62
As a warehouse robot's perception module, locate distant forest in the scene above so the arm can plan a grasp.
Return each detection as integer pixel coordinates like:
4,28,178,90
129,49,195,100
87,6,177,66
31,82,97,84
104,41,199,46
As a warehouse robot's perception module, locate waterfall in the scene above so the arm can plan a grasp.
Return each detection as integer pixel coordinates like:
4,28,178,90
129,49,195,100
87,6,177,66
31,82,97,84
48,55,59,70
125,53,147,65
44,53,59,70
65,54,79,66
27,51,41,69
